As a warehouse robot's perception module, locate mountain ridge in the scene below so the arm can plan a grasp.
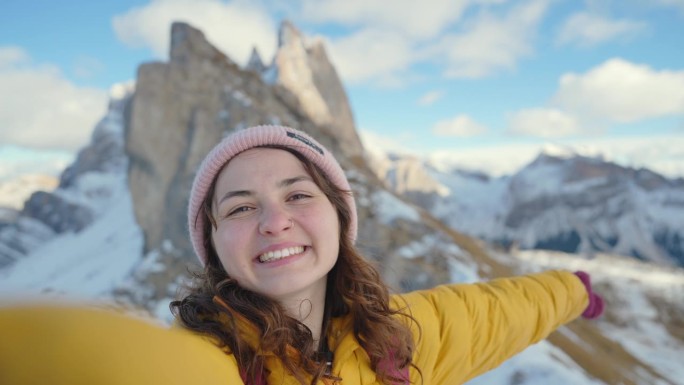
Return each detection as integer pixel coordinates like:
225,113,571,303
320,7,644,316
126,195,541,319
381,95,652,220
368,142,684,268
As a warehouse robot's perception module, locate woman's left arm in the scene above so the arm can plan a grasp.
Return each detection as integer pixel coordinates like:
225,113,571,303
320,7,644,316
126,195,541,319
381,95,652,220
399,270,602,384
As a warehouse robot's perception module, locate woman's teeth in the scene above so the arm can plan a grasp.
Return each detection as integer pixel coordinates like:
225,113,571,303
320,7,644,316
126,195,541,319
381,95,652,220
259,246,305,262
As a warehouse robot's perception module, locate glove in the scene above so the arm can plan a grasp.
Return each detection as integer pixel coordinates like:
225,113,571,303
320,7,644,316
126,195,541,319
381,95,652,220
574,271,605,319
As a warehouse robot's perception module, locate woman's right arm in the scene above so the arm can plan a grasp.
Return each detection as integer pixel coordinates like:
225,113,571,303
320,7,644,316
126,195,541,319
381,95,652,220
0,304,244,385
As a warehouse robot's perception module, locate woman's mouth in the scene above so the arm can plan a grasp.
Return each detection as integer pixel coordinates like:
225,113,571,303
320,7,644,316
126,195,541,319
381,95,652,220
258,246,306,263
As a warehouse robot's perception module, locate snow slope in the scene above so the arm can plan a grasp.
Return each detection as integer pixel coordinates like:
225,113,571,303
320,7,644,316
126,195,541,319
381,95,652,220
0,174,142,302
510,250,684,385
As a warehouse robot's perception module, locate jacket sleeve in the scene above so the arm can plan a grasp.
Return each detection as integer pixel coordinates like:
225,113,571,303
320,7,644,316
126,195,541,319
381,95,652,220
0,305,244,385
396,270,589,385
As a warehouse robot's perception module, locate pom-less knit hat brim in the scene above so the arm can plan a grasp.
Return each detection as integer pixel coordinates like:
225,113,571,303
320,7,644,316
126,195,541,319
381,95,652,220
188,125,357,266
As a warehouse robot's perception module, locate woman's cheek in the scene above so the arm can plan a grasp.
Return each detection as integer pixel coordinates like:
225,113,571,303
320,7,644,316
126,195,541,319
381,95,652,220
217,223,249,251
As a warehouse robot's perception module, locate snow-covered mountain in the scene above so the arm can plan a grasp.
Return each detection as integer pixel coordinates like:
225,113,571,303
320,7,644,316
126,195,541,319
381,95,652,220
2,20,683,385
368,144,684,268
0,83,133,268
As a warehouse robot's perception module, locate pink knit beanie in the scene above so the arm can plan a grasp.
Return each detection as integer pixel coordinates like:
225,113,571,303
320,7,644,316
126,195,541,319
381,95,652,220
188,125,357,266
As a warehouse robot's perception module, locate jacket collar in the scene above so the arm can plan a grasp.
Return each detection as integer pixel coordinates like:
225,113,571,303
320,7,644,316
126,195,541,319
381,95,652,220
213,296,366,383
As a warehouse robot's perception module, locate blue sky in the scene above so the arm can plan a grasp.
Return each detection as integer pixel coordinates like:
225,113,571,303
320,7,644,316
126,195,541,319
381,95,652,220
1,0,683,180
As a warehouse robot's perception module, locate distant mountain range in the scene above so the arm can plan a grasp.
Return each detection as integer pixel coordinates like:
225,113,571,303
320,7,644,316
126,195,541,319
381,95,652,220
366,144,684,268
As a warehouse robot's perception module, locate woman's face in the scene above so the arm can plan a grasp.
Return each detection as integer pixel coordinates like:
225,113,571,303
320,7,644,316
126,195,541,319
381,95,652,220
211,148,340,303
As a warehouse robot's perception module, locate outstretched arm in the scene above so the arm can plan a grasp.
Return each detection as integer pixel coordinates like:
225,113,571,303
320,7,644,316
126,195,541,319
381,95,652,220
0,305,244,385
398,270,601,384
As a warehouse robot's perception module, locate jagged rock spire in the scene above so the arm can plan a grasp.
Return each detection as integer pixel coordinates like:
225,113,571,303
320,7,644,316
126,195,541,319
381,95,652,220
278,20,300,47
272,20,364,160
246,47,266,73
169,22,234,66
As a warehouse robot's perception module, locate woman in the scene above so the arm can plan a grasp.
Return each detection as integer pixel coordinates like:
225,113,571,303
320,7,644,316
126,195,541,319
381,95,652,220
170,124,604,385
0,125,602,385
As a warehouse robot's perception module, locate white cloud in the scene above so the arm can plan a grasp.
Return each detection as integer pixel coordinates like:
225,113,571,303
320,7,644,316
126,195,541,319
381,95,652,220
555,136,684,179
0,47,108,151
299,0,469,39
245,0,553,85
359,129,418,159
72,55,106,79
507,108,583,137
427,135,684,178
0,146,73,182
433,0,548,78
428,143,541,176
552,58,684,123
300,1,550,84
0,46,29,68
326,28,416,85
556,12,646,47
417,90,445,106
112,0,277,66
433,115,488,136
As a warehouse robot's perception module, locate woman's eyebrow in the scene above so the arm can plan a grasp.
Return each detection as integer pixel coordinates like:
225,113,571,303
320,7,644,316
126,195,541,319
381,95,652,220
216,176,314,207
278,175,313,188
216,190,251,207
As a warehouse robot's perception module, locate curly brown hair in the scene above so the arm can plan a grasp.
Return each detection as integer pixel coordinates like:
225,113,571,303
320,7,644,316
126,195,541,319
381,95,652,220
170,145,418,385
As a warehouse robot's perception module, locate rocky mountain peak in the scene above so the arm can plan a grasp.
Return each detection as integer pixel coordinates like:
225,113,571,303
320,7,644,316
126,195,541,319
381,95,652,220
564,157,621,183
529,152,570,167
272,20,364,161
634,168,673,190
278,19,301,48
246,47,266,73
59,83,132,189
170,22,235,67
526,152,674,191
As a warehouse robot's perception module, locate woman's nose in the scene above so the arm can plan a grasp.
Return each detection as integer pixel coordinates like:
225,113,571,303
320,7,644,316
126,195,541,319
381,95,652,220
258,206,293,235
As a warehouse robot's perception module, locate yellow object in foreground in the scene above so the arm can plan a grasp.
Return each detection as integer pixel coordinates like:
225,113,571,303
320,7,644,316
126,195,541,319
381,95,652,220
0,305,243,385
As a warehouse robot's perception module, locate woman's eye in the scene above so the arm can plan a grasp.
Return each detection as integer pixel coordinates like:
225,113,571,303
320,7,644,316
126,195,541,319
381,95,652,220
289,193,311,201
227,206,252,216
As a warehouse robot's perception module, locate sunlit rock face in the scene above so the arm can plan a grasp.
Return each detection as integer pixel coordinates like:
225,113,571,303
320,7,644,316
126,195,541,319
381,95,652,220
272,21,363,162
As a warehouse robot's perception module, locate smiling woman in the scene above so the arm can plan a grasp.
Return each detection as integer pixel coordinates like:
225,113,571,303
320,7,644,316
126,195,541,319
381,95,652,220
0,125,604,385
170,125,604,385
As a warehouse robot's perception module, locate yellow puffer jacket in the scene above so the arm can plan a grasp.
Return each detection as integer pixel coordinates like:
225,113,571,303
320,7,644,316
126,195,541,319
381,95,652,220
0,270,588,385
